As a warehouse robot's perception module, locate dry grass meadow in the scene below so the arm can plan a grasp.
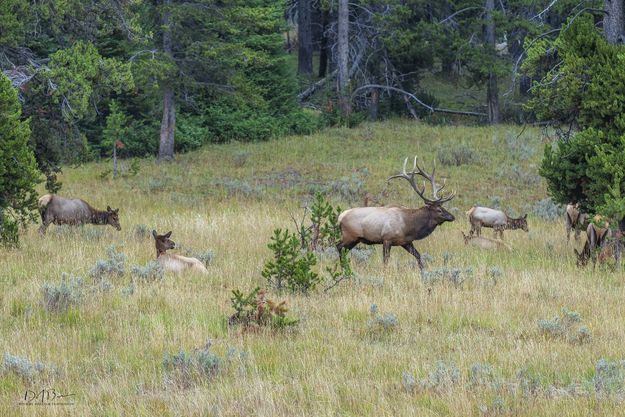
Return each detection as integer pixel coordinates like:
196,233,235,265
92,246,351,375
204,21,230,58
2,120,625,416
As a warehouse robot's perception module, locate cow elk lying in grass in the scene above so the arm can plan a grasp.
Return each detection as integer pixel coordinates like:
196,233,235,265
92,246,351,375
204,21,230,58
152,230,209,275
574,218,613,269
461,231,511,251
337,156,456,269
38,194,121,236
566,203,588,243
466,206,528,240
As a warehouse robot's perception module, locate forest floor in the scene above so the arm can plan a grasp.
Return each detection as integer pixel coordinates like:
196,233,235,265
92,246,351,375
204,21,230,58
2,120,625,416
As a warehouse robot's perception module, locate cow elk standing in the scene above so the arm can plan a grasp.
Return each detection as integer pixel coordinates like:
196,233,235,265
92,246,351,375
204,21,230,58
337,156,456,269
466,206,528,239
565,203,588,243
461,231,511,251
38,194,121,236
153,230,209,275
574,218,612,269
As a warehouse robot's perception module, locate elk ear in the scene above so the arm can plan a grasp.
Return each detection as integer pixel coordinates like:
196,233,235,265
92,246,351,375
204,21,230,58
164,231,172,238
107,205,112,212
114,208,119,214
574,249,579,256
523,214,528,219
152,230,158,239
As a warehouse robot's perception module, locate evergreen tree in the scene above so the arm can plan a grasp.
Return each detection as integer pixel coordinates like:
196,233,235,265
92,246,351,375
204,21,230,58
0,73,40,247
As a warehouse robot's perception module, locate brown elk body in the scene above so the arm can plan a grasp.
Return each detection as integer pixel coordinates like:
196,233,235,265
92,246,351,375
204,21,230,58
565,203,588,243
38,194,121,236
574,220,612,268
152,230,209,275
461,231,511,250
337,156,456,268
466,206,528,239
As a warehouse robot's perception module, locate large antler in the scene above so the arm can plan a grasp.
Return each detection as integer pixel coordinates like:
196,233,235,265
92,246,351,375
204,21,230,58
387,156,456,204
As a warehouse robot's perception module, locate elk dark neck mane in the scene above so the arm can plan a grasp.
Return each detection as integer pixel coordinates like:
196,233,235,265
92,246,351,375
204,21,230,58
404,206,441,240
90,208,110,225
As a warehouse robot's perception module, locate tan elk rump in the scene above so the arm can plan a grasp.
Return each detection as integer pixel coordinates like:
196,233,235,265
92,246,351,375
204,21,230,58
152,230,208,275
337,156,456,268
574,218,613,268
565,203,588,243
466,206,528,239
38,194,121,236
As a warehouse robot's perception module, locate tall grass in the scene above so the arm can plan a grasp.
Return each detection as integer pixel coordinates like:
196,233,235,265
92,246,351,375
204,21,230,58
1,120,624,416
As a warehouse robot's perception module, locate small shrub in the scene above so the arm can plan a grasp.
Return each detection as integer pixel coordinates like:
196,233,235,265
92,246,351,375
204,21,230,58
325,168,369,202
404,361,461,394
421,267,473,287
131,261,164,282
228,287,298,330
232,151,250,168
89,245,127,280
215,178,263,198
366,304,399,337
41,274,84,312
162,341,244,389
133,224,151,240
469,363,496,386
537,308,591,344
533,198,564,221
262,228,320,294
592,359,625,394
2,353,54,380
437,143,478,166
324,249,354,291
0,216,19,248
350,247,374,264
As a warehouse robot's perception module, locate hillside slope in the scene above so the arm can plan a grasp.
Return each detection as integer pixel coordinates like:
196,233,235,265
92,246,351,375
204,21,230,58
2,121,624,417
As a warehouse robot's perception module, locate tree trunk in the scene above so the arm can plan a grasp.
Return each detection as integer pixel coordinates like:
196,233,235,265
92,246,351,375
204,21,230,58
113,145,117,178
368,88,379,121
485,0,500,124
298,0,313,75
159,88,175,161
318,9,329,78
158,0,175,161
337,0,350,117
604,0,625,44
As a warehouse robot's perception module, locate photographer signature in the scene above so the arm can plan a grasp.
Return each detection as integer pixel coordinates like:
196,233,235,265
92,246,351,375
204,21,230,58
19,388,75,405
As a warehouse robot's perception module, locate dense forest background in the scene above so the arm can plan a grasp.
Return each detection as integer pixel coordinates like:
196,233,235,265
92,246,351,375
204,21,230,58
2,0,625,219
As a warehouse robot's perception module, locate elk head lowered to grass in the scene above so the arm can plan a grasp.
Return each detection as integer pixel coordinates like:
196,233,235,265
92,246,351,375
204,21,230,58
38,194,121,236
337,156,456,269
152,230,209,275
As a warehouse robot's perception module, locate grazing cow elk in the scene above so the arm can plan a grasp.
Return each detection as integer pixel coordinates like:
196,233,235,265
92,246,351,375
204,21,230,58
466,206,528,240
337,156,456,268
152,230,208,275
565,203,588,243
38,194,121,236
574,218,612,269
461,231,511,251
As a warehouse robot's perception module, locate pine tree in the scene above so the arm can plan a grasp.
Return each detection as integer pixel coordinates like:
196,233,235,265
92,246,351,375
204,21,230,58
0,73,40,246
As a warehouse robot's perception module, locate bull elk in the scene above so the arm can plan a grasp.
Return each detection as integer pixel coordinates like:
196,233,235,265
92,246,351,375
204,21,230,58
565,203,588,243
574,218,612,269
466,206,528,240
461,231,511,251
152,230,209,275
38,194,121,236
337,156,456,268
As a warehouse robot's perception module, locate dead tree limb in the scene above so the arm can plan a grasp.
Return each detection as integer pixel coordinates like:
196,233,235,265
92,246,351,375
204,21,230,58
352,84,487,117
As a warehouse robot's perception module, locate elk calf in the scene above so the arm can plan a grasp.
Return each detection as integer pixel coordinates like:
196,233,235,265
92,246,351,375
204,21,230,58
153,230,208,275
338,156,456,268
466,206,528,240
565,203,588,243
461,232,511,250
38,194,121,236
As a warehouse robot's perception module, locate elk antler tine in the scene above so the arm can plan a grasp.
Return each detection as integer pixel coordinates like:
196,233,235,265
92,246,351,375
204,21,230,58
402,157,409,175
